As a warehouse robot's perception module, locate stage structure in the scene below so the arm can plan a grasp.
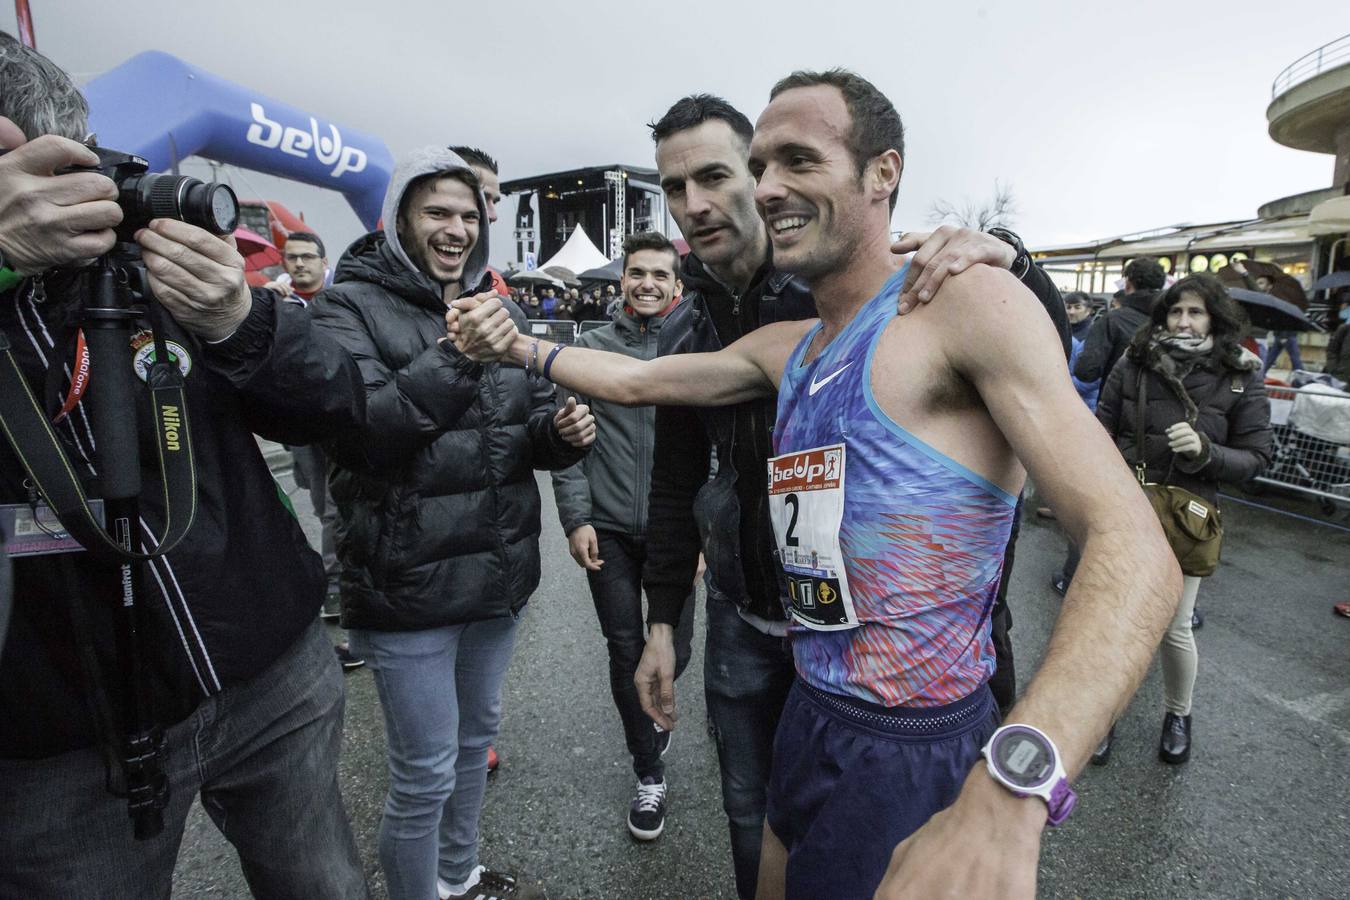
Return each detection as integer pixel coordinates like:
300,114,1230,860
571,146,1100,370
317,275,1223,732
500,164,674,267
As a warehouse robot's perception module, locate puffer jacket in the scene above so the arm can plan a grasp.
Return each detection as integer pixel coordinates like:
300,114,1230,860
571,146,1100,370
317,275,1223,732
551,303,670,537
1096,342,1273,505
312,151,585,633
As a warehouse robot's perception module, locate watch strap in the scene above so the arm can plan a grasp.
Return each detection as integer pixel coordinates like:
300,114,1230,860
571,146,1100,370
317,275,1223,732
1042,778,1077,826
987,227,1031,281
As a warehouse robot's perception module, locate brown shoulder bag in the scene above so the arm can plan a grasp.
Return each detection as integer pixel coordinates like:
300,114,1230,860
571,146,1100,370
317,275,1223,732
1134,369,1223,577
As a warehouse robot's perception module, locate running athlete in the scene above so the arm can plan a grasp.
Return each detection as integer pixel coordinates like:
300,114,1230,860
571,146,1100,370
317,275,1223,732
451,69,1178,898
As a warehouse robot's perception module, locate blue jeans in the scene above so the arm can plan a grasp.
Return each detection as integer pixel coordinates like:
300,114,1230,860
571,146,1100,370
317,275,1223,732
349,616,518,900
1264,331,1303,373
0,619,367,899
703,594,796,900
587,530,695,779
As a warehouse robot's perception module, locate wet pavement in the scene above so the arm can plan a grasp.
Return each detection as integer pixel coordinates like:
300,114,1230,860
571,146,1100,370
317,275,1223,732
171,450,1350,898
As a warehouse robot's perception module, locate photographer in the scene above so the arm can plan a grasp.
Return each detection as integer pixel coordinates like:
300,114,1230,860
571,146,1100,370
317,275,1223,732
0,34,369,897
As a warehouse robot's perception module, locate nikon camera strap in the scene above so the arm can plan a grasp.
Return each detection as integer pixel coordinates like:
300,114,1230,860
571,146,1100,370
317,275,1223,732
0,324,197,561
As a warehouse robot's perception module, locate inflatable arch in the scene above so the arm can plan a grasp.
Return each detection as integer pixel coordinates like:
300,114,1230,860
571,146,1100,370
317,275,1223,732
84,51,392,229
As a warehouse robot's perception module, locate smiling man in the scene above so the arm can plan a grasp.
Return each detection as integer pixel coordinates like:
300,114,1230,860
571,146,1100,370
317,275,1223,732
451,69,1177,898
550,232,697,843
637,94,1065,896
312,147,591,900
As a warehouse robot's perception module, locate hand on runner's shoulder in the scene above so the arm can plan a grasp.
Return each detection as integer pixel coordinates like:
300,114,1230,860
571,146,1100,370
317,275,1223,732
0,127,120,275
446,291,518,362
892,225,1019,315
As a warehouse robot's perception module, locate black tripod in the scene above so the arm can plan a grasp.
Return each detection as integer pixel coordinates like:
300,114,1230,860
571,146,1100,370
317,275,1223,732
81,248,172,839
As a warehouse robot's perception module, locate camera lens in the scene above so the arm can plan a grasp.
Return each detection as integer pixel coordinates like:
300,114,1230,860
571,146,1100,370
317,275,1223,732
124,175,240,235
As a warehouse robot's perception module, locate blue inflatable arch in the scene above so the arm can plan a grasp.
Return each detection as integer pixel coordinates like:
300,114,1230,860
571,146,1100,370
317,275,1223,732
84,51,392,229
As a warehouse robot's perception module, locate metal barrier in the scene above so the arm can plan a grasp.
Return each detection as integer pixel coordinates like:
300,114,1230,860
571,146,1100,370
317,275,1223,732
1271,33,1350,99
578,319,610,335
525,319,578,345
1255,383,1350,510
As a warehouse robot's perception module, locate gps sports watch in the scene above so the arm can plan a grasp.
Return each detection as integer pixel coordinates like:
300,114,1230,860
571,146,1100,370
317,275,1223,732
980,723,1077,826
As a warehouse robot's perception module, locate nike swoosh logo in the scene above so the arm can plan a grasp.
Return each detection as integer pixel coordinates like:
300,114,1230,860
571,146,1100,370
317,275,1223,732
808,362,853,396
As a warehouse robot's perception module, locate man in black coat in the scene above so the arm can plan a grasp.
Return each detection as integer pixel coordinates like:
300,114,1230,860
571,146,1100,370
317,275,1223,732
1073,256,1166,389
0,35,368,898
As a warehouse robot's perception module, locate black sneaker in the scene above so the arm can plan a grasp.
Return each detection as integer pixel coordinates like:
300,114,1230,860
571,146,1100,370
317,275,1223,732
440,866,546,899
654,722,672,758
334,643,364,671
627,776,667,841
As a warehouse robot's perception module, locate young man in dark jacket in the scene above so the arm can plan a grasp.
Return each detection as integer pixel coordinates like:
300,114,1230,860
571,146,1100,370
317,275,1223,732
312,147,591,900
0,36,368,898
551,232,697,843
1073,256,1166,388
631,94,1070,898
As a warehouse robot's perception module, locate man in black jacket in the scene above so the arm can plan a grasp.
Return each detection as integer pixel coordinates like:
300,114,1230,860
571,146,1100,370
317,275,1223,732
0,35,368,898
1073,256,1166,388
632,94,1069,898
312,147,591,900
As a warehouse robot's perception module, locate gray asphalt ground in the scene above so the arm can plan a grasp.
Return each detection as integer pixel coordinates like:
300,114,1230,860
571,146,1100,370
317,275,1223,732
171,449,1350,899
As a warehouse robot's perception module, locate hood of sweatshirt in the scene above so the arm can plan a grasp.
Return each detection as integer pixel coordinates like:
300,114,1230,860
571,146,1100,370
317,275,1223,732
379,146,490,298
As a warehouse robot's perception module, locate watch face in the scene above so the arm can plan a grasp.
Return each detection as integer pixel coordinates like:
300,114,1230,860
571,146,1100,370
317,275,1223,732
993,730,1053,789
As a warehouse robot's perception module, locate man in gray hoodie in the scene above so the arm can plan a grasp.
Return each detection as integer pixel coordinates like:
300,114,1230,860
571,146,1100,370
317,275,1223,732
551,232,698,843
313,147,592,900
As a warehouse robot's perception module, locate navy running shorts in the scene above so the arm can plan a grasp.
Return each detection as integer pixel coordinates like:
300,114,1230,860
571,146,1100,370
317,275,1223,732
765,678,999,899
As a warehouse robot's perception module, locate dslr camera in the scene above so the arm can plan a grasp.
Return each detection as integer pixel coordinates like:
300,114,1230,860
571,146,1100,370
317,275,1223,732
72,146,240,240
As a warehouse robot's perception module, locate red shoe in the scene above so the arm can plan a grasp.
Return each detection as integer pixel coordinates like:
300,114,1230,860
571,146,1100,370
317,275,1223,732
487,745,500,772
1334,601,1350,619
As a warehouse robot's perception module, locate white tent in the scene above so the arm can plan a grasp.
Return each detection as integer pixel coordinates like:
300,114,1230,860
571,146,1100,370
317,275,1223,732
539,225,610,274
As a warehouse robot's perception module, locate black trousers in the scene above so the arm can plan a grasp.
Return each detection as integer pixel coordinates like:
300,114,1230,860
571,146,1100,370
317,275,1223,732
586,529,696,779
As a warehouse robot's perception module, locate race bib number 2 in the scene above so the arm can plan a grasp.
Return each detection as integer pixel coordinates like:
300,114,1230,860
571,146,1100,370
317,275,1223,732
767,444,859,631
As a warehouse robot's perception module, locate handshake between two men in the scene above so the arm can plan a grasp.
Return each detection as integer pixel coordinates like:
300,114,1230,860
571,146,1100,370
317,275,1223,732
444,293,597,448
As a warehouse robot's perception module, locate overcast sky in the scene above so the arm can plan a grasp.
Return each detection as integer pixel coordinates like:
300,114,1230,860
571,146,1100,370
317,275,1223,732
5,0,1341,269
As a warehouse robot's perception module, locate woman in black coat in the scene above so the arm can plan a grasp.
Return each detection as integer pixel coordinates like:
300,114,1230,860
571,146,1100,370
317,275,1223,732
1094,274,1273,765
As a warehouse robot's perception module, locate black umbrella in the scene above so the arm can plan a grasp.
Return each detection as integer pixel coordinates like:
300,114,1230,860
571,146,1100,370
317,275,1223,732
579,258,622,283
1226,288,1323,332
1310,270,1350,292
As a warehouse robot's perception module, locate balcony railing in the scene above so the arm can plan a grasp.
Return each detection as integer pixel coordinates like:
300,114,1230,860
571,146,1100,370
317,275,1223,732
1272,34,1350,99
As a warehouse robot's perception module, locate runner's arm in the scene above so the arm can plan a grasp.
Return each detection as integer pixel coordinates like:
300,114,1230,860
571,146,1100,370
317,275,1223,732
448,295,807,406
946,265,1179,773
874,266,1179,899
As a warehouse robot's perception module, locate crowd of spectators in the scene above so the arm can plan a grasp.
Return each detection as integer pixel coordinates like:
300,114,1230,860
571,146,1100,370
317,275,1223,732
511,284,617,323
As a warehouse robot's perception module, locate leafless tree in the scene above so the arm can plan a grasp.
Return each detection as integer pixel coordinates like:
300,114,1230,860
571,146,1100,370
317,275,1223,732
928,179,1018,231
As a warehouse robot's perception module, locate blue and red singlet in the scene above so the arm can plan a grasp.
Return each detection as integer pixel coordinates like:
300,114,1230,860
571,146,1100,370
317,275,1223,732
769,266,1017,708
